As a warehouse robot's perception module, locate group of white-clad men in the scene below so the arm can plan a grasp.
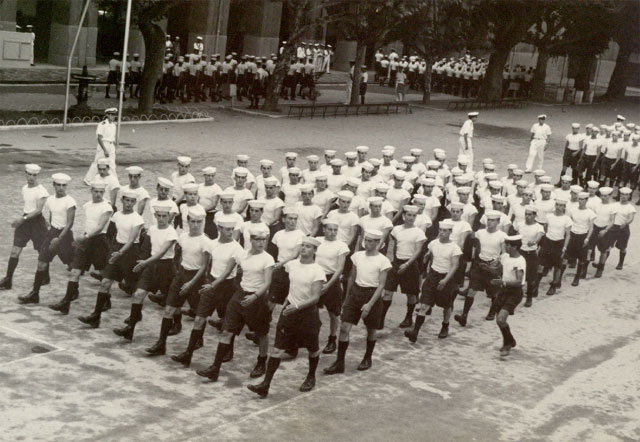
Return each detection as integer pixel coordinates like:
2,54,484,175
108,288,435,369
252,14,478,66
1,128,636,397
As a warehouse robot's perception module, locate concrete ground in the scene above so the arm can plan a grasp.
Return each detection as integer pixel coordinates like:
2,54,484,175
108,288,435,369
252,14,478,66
0,101,639,442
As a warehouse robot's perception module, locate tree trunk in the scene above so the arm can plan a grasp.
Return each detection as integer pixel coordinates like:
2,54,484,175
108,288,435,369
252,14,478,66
573,54,594,92
478,45,511,101
422,64,433,104
138,21,165,114
605,43,632,99
262,59,288,112
350,41,366,105
530,50,549,101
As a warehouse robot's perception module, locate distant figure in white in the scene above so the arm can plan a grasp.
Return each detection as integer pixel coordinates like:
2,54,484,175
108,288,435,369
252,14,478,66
525,114,552,173
26,25,35,66
84,108,117,185
459,112,478,170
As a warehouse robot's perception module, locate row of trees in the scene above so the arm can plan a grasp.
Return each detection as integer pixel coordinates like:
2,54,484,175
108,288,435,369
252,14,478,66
104,0,639,113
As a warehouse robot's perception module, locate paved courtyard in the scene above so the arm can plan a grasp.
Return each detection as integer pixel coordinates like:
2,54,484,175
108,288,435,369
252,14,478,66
0,101,639,442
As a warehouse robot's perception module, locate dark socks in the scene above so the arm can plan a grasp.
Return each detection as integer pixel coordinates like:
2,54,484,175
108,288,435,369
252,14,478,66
337,340,349,362
380,299,392,324
413,314,425,333
63,281,79,302
6,257,18,278
618,251,626,267
462,296,474,316
32,270,46,293
159,317,173,343
364,339,376,359
187,328,205,353
94,292,109,314
499,324,514,346
130,303,143,322
308,355,319,378
263,357,281,385
406,302,416,317
213,342,231,367
173,312,182,325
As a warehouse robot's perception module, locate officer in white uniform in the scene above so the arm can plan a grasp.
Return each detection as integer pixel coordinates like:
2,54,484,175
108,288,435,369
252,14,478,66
525,114,552,173
84,108,118,185
459,112,478,170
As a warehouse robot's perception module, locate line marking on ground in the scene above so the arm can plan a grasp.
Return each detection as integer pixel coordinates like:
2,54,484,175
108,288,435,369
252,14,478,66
409,104,445,111
0,348,65,368
0,324,64,351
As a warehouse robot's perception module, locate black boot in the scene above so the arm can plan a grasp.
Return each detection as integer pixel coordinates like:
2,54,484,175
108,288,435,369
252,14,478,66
19,270,46,304
404,314,425,343
572,264,582,287
196,341,230,381
486,299,498,321
168,313,182,336
524,295,532,307
546,282,556,296
222,334,234,363
300,356,319,392
0,257,19,289
247,357,281,398
616,251,626,270
322,335,337,354
437,321,449,339
78,292,109,328
324,340,348,375
145,317,172,355
250,355,267,378
379,299,392,329
580,262,588,279
594,263,604,278
49,281,79,315
357,339,376,371
454,297,474,327
398,303,415,328
113,303,142,340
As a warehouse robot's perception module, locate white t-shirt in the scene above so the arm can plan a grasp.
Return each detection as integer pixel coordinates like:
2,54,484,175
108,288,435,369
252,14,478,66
545,213,573,241
359,214,393,234
285,259,326,308
171,171,196,201
259,197,285,225
461,203,478,226
111,211,144,244
178,232,210,270
583,137,601,156
223,186,254,214
342,165,362,179
351,251,392,287
428,239,462,274
209,239,244,279
198,183,222,210
149,198,180,223
326,209,360,243
449,219,472,249
500,253,526,286
593,202,617,228
83,200,113,235
391,225,426,260
476,229,506,261
357,180,376,200
302,169,321,186
119,185,150,214
255,175,281,200
415,213,433,232
327,174,346,194
625,145,640,165
239,221,270,251
565,133,583,151
514,221,545,252
315,237,350,275
312,189,336,211
531,123,552,141
272,229,306,262
148,224,178,259
180,203,206,230
239,250,275,292
386,187,411,211
613,203,636,226
604,141,622,160
282,183,302,206
22,184,49,214
460,119,474,138
295,202,322,235
214,211,244,231
96,119,116,143
92,174,120,203
570,208,596,235
535,198,556,224
45,195,76,229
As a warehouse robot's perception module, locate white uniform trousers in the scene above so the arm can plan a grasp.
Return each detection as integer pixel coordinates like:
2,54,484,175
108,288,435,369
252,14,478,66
525,139,547,172
458,136,474,171
84,141,116,185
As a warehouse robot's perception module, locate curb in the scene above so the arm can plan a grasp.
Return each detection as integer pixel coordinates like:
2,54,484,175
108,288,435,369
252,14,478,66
0,117,214,131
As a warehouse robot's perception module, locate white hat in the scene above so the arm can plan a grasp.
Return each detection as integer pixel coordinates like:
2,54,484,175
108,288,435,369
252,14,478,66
403,205,419,214
578,192,590,199
422,178,436,186
288,167,301,175
330,159,344,167
554,197,569,205
616,115,625,121
456,176,472,184
540,176,552,184
236,154,250,162
524,205,538,213
177,156,192,165
367,196,384,205
468,111,479,117
105,107,118,114
402,155,415,163
540,184,554,192
183,183,199,193
484,210,502,220
619,187,632,195
482,158,494,164
507,163,518,170
90,181,107,190
52,173,71,185
264,176,279,186
369,158,382,166
488,180,503,189
233,167,249,177
25,164,41,174
484,163,496,170
375,182,390,192
393,170,407,179
533,169,546,176
450,202,465,210
505,234,522,241
345,151,357,159
570,185,583,193
217,220,237,229
457,186,472,195
122,190,138,199
439,219,454,229
410,148,423,155
219,192,235,200
322,218,340,226
300,184,314,192
383,145,396,153
302,236,321,247
513,169,524,176
356,145,369,153
426,160,441,168
515,179,528,187
346,177,361,187
97,158,110,166
587,180,599,189
561,175,573,182
537,114,547,119
187,205,206,220
285,152,298,159
571,123,580,129
157,177,174,188
381,149,394,156
337,190,354,201
364,229,383,240
599,186,613,196
361,162,374,172
457,155,470,165
412,194,428,203
248,225,270,238
202,166,217,174
248,200,266,209
315,173,328,180
153,205,171,214
126,166,143,175
324,149,337,156
307,154,319,161
491,195,506,203
283,207,299,216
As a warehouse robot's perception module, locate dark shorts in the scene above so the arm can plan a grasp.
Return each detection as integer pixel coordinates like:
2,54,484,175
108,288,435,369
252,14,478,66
609,224,630,250
268,266,290,305
565,232,588,261
469,258,501,296
166,267,204,308
196,276,236,318
341,284,383,329
103,242,139,283
136,259,176,295
539,236,564,268
452,255,467,285
274,304,321,352
13,215,47,250
589,225,612,251
520,250,538,282
493,286,524,315
204,211,218,239
384,259,420,296
71,234,109,271
38,228,74,265
420,270,456,308
317,274,343,316
562,147,580,169
223,289,271,337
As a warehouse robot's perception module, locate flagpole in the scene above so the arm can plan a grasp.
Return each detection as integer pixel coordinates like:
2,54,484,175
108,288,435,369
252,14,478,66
116,0,133,148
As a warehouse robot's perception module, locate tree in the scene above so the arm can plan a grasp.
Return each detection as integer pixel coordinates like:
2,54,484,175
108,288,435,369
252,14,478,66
473,0,543,101
605,0,640,99
389,0,467,103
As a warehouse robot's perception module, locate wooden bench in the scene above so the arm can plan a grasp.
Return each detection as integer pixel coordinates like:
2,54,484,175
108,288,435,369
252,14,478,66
287,102,411,119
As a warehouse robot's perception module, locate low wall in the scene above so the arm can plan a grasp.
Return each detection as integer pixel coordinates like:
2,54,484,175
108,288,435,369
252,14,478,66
0,30,32,68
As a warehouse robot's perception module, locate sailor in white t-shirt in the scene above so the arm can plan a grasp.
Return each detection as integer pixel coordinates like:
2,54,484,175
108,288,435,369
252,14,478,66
255,159,280,200
92,158,120,206
1,164,49,291
269,207,305,307
326,190,360,247
525,114,552,173
199,167,222,239
224,167,254,216
239,200,269,251
566,192,596,287
171,156,196,205
559,123,583,184
539,198,572,296
324,229,391,375
604,187,636,273
119,166,150,216
513,205,544,306
295,184,323,236
357,197,393,253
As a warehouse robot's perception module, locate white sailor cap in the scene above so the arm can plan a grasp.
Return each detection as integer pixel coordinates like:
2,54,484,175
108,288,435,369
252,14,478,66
578,192,590,199
627,123,636,129
570,185,583,193
533,169,546,177
264,176,279,186
25,164,41,174
524,205,538,213
484,163,496,170
126,166,143,175
592,127,600,133
217,220,237,229
482,158,494,164
300,184,314,192
248,200,266,209
381,149,394,156
330,159,344,167
105,107,118,114
403,205,419,214
337,190,354,201
515,179,528,187
233,167,249,177
345,151,357,159
383,145,396,153
422,177,436,186
585,123,594,129
248,225,270,238
491,195,506,203
571,123,580,129
540,184,554,192
356,145,369,153
412,194,428,203
187,206,206,220
364,229,383,240
367,196,384,205
285,152,298,159
484,172,498,181
183,183,199,193
306,154,319,161
537,114,547,119
513,169,524,176
522,187,535,196
153,205,171,214
368,158,381,166
488,181,503,190
236,154,250,161
599,186,613,196
90,181,107,190
617,115,625,121
219,192,235,200
202,167,217,174
361,162,374,172
587,180,600,189
433,148,446,156
177,156,192,165
484,210,502,219
122,189,139,199
457,186,472,195
315,173,328,180
97,158,111,166
450,201,465,210
402,155,415,163
324,150,337,156
346,177,361,187
393,170,407,179
455,176,472,184
439,219,455,229
554,197,569,205
468,111,479,117
288,167,301,175
322,218,340,226
157,177,174,188
619,187,632,195
457,155,470,165
375,182,390,192
540,176,552,183
51,173,71,184
505,234,522,242
410,148,423,155
426,160,441,168
301,236,321,247
282,206,299,216
561,175,573,182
